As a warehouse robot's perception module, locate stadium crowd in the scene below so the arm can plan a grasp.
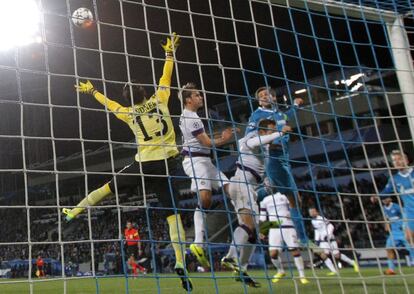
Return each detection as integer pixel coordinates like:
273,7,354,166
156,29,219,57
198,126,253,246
0,173,393,277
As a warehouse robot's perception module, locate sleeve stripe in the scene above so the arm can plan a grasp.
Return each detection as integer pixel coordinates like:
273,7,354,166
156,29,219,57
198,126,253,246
191,128,205,136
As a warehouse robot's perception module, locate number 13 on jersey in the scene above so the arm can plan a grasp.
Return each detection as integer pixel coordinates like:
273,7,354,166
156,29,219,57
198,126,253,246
132,108,169,142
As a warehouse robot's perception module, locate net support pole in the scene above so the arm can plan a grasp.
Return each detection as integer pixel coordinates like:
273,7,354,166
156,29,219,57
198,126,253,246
387,16,414,146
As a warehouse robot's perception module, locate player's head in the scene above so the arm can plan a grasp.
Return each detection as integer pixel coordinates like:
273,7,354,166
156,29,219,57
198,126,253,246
257,119,276,135
126,221,133,229
382,197,392,206
308,207,319,218
180,82,203,110
390,150,409,170
255,86,276,109
122,80,147,106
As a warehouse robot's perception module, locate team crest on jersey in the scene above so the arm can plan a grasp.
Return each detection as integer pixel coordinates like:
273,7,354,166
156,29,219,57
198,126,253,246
193,121,201,129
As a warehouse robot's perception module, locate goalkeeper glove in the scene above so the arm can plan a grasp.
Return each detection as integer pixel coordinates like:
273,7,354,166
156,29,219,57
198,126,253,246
75,80,96,95
259,220,282,236
161,32,180,57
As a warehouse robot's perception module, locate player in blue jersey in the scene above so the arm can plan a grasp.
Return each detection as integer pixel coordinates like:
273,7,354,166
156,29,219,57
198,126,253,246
378,150,414,251
246,86,307,242
382,197,414,275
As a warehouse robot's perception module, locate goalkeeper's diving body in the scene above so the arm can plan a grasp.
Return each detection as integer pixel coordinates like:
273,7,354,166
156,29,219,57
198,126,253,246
62,34,192,291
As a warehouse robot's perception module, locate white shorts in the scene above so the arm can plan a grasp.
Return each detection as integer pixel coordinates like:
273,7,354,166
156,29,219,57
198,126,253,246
228,169,260,224
319,241,340,256
182,156,228,192
268,227,299,251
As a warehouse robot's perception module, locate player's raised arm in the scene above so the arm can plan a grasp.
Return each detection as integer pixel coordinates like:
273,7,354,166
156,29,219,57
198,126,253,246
246,125,292,149
380,179,396,196
285,98,303,120
197,127,239,148
157,33,180,103
372,179,397,204
75,80,128,121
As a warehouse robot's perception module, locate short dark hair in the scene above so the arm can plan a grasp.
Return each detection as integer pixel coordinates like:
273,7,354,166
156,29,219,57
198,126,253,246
180,82,198,104
122,80,147,105
258,119,276,130
255,86,276,99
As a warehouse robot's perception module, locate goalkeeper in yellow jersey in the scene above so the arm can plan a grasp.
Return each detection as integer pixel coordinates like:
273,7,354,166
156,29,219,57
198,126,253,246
62,33,192,291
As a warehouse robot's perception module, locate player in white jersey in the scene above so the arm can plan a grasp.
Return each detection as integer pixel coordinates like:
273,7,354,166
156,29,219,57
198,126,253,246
260,192,309,284
221,119,291,287
179,82,237,268
309,207,359,273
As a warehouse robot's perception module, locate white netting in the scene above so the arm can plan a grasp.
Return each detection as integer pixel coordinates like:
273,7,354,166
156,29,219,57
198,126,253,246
0,0,413,293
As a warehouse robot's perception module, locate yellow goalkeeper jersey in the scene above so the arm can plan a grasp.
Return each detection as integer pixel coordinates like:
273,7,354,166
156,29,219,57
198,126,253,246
92,57,178,162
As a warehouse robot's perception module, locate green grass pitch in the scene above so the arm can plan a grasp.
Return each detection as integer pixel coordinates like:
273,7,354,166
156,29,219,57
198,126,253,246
1,267,413,293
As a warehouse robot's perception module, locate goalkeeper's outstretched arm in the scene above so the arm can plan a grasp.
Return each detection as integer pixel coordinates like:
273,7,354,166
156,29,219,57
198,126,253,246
75,80,129,121
157,33,180,103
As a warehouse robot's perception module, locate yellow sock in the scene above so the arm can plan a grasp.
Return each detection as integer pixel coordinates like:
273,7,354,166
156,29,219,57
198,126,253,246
167,214,186,265
70,183,112,217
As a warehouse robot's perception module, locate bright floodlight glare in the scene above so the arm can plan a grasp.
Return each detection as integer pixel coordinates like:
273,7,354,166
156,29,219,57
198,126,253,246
294,89,307,94
0,0,42,51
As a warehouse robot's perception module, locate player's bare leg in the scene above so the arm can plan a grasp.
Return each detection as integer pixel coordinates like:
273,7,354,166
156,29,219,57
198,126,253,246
405,228,414,264
317,252,337,275
334,252,359,272
385,248,397,275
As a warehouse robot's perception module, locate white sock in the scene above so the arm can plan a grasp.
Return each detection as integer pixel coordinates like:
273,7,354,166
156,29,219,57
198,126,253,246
324,258,337,273
271,256,284,273
226,245,237,260
294,256,305,278
240,243,255,270
226,226,248,262
193,207,205,244
340,254,355,266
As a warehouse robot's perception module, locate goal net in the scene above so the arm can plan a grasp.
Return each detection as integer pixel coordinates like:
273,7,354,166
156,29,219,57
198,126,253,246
0,0,413,293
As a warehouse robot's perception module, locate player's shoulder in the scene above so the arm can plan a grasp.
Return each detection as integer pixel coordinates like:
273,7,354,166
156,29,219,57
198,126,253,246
243,131,258,141
391,202,401,210
261,194,273,204
393,171,406,181
251,107,270,117
183,108,199,119
316,215,325,221
268,192,287,203
275,192,288,201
